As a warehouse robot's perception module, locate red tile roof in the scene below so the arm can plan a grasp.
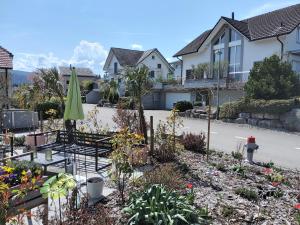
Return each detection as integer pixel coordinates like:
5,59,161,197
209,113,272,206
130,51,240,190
0,46,13,69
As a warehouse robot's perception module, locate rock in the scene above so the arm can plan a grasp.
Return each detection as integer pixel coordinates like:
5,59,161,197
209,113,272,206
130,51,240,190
264,113,280,120
239,113,251,119
258,120,283,129
235,118,247,124
280,108,300,131
178,112,185,117
185,110,192,117
191,112,200,118
248,118,259,126
252,113,264,119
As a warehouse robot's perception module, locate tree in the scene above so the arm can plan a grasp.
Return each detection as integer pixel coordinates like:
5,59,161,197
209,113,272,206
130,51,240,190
108,80,119,104
125,66,153,143
245,55,300,100
81,80,94,93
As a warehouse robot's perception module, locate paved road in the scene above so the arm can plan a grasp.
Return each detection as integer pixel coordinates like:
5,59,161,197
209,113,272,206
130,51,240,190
83,104,300,169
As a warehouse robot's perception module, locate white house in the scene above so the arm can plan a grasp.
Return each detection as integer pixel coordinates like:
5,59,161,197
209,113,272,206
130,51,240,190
170,4,300,108
103,47,173,95
170,60,182,82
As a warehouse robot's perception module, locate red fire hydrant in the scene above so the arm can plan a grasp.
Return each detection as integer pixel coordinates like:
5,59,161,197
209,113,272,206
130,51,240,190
245,136,259,164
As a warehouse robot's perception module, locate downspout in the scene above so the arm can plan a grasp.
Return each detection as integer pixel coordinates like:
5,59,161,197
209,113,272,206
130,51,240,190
176,57,183,85
276,35,284,60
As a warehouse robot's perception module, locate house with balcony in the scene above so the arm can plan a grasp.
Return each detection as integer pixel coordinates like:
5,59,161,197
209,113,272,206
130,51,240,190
0,46,13,108
171,3,300,108
103,47,174,96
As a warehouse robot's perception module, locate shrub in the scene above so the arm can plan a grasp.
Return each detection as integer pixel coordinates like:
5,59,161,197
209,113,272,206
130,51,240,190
154,110,184,162
143,164,185,190
36,101,62,119
182,133,206,153
117,97,135,109
235,187,258,201
245,55,300,100
174,100,193,112
13,136,25,146
81,80,94,93
216,163,227,172
124,185,200,225
219,97,300,119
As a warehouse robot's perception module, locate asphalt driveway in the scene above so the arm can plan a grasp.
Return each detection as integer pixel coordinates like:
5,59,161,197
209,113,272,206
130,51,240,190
83,104,300,169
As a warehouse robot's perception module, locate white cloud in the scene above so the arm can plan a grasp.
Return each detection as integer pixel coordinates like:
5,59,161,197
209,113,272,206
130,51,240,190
131,44,143,50
243,1,298,19
14,40,108,74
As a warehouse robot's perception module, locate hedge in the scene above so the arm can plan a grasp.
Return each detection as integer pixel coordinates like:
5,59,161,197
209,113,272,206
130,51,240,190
36,101,63,120
174,101,193,112
219,97,300,119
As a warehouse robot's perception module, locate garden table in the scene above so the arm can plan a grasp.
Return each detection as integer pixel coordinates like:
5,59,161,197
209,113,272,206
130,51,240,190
17,152,67,174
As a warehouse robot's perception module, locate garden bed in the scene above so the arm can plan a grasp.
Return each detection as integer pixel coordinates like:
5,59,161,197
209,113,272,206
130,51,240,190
98,150,300,225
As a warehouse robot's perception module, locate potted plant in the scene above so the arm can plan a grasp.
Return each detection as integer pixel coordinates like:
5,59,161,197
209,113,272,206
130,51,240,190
87,177,104,199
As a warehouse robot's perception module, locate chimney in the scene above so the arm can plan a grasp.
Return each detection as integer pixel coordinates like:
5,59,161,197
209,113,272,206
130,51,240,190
232,12,235,20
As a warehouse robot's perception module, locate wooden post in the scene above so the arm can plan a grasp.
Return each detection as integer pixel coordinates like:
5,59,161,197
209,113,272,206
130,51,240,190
10,135,13,156
40,111,43,132
206,90,212,162
150,116,154,155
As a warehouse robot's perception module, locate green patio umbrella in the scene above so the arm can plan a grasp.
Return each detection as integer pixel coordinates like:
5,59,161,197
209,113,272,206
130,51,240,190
64,67,84,121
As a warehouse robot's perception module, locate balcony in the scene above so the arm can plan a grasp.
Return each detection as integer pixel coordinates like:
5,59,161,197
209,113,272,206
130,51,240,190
184,71,249,90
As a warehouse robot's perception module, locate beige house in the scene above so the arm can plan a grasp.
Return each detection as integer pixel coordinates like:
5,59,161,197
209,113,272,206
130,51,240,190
0,46,13,108
58,67,98,95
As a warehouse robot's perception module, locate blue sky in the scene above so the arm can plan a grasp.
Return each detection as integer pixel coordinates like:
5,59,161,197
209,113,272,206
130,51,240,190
0,0,299,74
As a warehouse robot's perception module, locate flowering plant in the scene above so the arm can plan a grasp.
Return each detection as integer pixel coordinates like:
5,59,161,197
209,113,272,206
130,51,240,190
186,183,195,204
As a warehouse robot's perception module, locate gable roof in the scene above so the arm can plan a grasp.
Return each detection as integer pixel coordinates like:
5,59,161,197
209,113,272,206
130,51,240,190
0,46,13,69
111,48,144,66
174,3,300,57
104,47,173,71
59,67,95,77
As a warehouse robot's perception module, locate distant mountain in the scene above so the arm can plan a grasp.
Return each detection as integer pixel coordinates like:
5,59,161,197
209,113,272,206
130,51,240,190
12,70,32,86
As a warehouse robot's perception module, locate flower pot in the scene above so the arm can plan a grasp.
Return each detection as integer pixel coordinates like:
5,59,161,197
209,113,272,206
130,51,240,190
25,134,45,147
87,177,104,199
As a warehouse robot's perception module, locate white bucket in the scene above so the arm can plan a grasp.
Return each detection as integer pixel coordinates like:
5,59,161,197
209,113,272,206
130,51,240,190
87,177,104,199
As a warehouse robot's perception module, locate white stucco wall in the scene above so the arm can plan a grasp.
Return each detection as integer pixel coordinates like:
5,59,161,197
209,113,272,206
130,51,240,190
106,55,124,80
138,51,170,80
242,37,281,76
284,27,300,52
181,45,211,84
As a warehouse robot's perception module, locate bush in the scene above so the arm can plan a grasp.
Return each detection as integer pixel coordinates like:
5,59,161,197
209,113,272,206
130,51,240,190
182,133,206,153
124,185,200,225
36,101,62,119
81,80,94,92
235,187,258,201
245,54,300,100
117,97,135,109
219,97,300,119
13,136,25,146
174,101,193,112
144,164,185,190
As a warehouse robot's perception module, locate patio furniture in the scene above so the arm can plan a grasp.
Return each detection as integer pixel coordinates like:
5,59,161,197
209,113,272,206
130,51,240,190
34,130,113,172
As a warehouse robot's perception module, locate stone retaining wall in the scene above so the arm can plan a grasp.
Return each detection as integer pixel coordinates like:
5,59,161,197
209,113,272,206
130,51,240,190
178,108,300,132
223,109,300,132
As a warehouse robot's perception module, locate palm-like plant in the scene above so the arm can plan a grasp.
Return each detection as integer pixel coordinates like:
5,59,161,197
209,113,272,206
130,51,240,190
125,65,153,143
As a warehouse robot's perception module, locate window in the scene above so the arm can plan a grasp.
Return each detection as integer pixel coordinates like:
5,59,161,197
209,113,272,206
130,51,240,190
297,27,300,43
149,70,155,78
118,78,122,83
214,33,225,45
152,55,155,59
229,29,241,42
114,62,118,74
157,64,161,69
67,80,69,84
186,69,192,80
228,45,241,78
213,48,225,78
